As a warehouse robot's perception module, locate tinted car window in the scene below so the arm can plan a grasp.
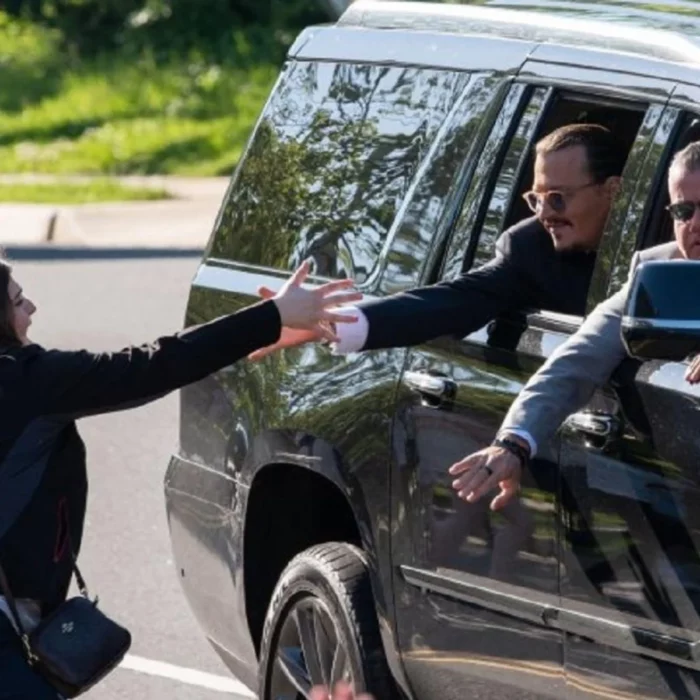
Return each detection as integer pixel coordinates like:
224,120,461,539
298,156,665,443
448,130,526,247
471,86,550,268
210,61,470,283
374,73,506,294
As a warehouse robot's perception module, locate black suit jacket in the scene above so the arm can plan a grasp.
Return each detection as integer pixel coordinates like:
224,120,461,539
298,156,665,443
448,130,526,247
361,216,597,351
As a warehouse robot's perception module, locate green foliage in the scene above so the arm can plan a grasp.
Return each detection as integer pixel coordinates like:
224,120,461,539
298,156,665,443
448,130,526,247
0,0,333,176
0,49,278,175
0,178,170,203
6,0,328,58
0,8,283,176
0,11,63,113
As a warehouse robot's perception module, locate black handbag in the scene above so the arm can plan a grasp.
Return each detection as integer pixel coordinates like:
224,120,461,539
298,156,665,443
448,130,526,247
0,556,131,698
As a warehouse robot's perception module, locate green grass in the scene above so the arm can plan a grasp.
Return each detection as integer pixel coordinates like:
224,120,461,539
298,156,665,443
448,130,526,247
0,179,171,204
0,12,279,177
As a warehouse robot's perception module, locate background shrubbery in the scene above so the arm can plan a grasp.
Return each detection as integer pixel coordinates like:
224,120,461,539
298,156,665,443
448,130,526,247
0,1,331,176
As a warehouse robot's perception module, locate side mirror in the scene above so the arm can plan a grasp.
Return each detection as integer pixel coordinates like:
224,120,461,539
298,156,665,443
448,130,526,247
622,259,700,361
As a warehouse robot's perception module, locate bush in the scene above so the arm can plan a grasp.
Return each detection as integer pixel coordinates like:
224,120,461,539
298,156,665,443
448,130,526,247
6,0,329,58
0,2,331,176
0,10,64,112
0,42,279,175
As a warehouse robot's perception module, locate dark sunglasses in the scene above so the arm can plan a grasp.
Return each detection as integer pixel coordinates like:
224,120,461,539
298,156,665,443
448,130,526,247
666,200,700,222
522,181,599,214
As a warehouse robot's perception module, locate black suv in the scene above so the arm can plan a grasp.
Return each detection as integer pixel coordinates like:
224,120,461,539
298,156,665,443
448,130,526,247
164,2,700,698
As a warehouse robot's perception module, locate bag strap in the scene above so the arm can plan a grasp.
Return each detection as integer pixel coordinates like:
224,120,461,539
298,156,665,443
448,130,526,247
0,553,91,638
71,552,91,600
0,560,28,637
0,560,37,662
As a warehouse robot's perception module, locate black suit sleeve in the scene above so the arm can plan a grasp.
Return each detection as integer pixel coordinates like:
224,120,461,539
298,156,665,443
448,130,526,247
26,299,281,419
361,232,530,350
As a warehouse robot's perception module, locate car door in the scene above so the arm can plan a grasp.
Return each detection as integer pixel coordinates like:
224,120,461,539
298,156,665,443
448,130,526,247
390,82,563,700
558,97,700,699
390,79,675,700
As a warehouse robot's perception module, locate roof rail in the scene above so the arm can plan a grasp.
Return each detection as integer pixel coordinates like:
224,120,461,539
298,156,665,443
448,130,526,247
339,0,700,65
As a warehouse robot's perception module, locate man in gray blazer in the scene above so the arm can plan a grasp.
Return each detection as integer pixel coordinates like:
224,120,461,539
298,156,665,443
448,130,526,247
450,140,700,511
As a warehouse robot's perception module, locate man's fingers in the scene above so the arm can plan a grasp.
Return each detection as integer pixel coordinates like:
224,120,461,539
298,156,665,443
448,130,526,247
315,323,339,343
323,311,358,325
320,291,363,307
257,285,276,300
448,453,483,477
490,480,518,511
464,471,502,503
454,465,494,501
451,460,487,494
318,278,357,294
310,687,328,700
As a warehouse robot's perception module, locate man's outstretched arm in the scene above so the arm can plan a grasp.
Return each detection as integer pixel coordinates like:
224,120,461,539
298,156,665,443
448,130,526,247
333,231,530,353
250,241,525,359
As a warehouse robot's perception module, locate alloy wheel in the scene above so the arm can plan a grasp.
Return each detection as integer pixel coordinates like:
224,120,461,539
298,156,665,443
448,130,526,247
270,594,353,700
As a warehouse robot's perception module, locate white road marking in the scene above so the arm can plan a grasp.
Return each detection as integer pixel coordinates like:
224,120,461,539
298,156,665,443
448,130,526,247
120,654,256,696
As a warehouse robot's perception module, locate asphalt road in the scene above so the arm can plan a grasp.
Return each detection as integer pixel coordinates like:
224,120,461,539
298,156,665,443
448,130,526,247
11,249,255,700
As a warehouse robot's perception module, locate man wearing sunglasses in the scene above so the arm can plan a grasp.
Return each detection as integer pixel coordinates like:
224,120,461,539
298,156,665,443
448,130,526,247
450,140,700,512
251,123,626,360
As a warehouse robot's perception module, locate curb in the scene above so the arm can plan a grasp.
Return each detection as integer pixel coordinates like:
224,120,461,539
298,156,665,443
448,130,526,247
0,176,229,250
0,204,64,249
1,202,214,250
46,207,86,245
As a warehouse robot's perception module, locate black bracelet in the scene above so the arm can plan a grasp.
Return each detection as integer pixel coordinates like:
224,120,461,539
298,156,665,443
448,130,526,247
492,436,530,471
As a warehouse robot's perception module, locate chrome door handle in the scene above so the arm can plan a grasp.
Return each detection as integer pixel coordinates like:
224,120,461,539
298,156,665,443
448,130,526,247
402,371,450,398
565,411,619,438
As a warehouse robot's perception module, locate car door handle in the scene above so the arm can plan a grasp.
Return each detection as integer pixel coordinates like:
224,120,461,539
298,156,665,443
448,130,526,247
565,411,620,438
402,371,451,399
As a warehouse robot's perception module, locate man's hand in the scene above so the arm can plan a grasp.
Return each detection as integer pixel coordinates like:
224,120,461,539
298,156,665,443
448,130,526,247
249,262,361,360
311,682,373,700
685,354,700,384
449,443,524,511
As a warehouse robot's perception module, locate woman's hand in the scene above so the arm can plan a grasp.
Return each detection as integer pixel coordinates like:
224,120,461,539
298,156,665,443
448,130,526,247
311,682,374,700
248,326,323,361
269,260,361,340
685,354,700,385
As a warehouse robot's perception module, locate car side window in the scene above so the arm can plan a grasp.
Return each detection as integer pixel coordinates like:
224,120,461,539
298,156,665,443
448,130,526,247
468,87,551,270
209,60,471,285
596,105,681,298
372,73,510,295
440,83,542,281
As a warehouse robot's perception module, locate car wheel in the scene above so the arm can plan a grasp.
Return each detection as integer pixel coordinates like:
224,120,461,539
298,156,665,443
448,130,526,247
258,542,395,700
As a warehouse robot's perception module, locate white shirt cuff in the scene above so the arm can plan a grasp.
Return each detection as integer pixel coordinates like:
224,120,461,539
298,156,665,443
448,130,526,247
330,306,369,354
500,429,538,459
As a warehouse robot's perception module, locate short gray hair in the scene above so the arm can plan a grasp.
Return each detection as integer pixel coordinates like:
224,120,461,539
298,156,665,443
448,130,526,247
670,140,700,176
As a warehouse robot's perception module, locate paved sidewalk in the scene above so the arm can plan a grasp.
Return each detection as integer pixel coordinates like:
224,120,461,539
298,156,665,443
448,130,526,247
0,176,231,249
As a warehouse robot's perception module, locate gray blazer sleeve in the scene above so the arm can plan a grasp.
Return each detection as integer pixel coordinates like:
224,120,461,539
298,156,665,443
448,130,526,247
500,253,640,453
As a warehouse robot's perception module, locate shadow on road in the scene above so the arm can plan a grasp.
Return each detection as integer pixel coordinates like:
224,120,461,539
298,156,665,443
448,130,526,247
4,246,204,261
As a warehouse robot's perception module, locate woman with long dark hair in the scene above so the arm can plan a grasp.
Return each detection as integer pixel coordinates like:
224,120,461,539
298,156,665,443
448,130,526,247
0,252,359,698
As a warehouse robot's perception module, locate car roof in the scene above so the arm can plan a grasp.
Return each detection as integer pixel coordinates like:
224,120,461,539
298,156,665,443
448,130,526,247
339,0,700,66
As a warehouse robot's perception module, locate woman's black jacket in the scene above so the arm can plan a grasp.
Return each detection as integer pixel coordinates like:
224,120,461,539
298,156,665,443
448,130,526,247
0,300,281,615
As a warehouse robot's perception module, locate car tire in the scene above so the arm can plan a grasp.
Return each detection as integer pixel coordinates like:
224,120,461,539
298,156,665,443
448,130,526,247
258,542,395,700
